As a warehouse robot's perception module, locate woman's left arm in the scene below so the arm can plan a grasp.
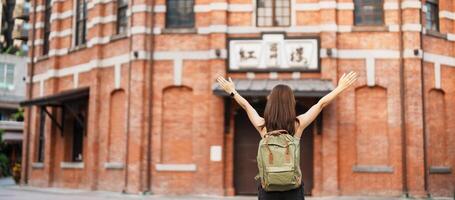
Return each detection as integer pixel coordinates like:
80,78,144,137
216,76,265,134
295,71,358,137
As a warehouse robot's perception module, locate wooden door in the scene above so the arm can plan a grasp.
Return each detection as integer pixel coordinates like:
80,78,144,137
233,99,315,195
233,100,264,195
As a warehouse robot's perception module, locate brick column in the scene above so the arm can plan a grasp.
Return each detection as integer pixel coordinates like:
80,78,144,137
400,0,426,197
319,0,339,195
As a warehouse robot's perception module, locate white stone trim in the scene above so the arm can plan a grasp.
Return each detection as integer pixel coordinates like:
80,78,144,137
153,3,255,13
246,72,255,79
388,25,400,32
49,29,72,39
153,5,166,13
337,3,354,10
104,162,124,169
383,2,399,10
401,0,421,9
86,36,111,47
448,33,455,41
153,49,227,60
60,162,84,169
131,26,152,34
31,5,45,13
337,25,352,32
87,15,117,29
197,25,228,34
434,63,441,89
401,24,422,32
366,57,375,87
39,80,44,96
132,4,153,13
423,52,455,66
114,64,121,89
150,27,161,34
269,72,278,79
155,164,197,172
35,22,45,29
48,48,69,56
30,49,455,85
173,59,183,86
32,162,44,169
291,72,301,79
210,146,222,162
403,49,423,58
73,73,79,88
440,11,455,20
87,0,112,10
50,10,73,21
228,4,254,12
295,2,353,11
336,49,400,59
33,39,44,46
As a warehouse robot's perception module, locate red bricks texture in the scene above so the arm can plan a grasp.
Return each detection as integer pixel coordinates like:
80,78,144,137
21,0,454,198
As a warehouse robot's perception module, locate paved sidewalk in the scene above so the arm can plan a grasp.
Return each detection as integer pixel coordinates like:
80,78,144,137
0,178,452,200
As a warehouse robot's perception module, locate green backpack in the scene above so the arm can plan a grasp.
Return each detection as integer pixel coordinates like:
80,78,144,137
256,129,302,192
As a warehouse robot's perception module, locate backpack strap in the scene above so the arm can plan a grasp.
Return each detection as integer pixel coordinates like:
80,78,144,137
265,129,289,137
264,129,291,164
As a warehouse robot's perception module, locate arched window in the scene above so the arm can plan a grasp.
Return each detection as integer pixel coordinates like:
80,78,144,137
256,0,290,27
354,0,384,26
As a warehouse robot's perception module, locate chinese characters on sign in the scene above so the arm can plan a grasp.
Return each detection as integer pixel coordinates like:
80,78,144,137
229,34,319,71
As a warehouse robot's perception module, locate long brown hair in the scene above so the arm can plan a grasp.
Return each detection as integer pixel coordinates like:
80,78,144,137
261,84,298,135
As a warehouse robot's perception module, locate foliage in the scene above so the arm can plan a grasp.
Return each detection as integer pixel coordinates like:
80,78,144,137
11,108,24,122
0,130,11,177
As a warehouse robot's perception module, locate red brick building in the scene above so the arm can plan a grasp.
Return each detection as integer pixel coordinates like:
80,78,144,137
20,0,454,198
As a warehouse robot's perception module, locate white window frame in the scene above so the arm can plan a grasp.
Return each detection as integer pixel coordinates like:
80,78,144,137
0,63,15,90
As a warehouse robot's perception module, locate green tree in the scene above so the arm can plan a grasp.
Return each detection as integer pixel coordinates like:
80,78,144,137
0,129,10,177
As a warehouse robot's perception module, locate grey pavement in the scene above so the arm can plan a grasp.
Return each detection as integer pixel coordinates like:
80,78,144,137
0,178,452,200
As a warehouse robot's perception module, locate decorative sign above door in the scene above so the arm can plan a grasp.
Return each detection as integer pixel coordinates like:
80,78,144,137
228,34,320,72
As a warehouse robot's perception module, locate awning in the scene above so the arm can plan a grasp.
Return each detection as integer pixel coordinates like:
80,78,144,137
212,79,334,97
20,87,89,107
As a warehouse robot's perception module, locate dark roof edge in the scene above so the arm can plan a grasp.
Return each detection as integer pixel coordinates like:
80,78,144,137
20,87,90,107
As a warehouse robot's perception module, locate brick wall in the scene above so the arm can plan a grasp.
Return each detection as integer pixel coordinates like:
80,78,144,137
21,0,455,198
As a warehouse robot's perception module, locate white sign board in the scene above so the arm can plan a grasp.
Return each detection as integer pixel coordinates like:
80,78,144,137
229,34,319,71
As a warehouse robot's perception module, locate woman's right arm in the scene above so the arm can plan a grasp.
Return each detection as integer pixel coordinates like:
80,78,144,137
295,71,358,138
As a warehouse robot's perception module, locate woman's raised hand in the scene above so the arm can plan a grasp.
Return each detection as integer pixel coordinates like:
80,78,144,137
338,71,358,90
216,76,236,94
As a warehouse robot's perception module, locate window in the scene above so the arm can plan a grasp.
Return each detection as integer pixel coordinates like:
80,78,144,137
116,0,128,34
256,0,290,27
74,0,87,46
0,63,14,89
43,0,52,55
354,0,384,26
166,0,194,28
37,107,46,162
425,0,439,31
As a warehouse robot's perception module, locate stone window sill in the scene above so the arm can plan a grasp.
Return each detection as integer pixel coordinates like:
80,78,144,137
36,55,50,62
104,162,124,169
352,25,388,32
68,44,87,53
425,29,448,39
352,165,394,173
31,162,44,169
110,33,128,42
155,163,197,172
60,162,84,169
429,166,452,174
162,28,197,34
